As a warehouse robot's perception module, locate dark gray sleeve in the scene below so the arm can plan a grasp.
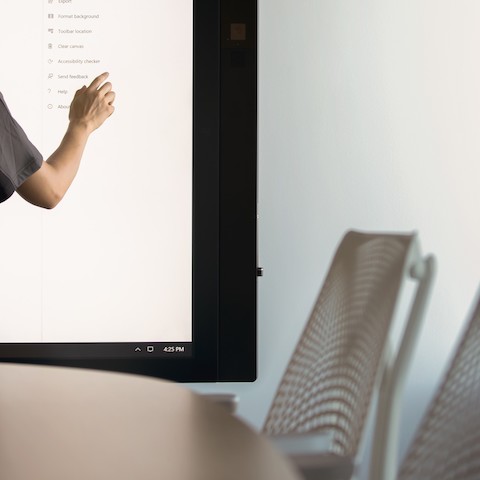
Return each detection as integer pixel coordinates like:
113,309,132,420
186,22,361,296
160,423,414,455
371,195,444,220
0,93,43,203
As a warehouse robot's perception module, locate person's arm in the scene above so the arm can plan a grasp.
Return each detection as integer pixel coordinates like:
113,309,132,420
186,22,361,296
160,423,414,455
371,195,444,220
17,72,115,209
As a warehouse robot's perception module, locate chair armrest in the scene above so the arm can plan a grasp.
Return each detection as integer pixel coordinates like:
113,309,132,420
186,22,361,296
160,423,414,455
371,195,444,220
269,431,334,455
269,432,353,480
288,453,354,480
201,393,239,414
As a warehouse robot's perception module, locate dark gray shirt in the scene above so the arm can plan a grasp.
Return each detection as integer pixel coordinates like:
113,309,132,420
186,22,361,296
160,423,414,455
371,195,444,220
0,93,43,203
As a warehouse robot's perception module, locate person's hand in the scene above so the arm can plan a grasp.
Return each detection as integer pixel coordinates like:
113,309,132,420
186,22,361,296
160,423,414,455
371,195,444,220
69,72,115,134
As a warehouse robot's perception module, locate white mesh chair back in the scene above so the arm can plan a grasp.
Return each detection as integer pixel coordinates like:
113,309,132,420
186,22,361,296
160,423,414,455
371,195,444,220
398,292,480,480
263,231,418,457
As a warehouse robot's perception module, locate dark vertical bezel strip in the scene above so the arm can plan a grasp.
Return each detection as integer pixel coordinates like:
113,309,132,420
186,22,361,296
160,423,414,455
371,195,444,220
218,0,258,381
188,0,222,381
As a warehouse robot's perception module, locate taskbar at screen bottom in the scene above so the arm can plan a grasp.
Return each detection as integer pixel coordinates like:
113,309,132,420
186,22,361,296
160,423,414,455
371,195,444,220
0,342,193,359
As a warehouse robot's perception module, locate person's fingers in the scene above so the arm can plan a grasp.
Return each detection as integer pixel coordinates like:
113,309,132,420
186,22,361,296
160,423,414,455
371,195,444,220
105,91,116,105
88,72,109,91
98,81,113,95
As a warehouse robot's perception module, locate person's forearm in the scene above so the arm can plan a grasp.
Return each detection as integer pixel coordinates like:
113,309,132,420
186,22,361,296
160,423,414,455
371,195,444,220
17,123,90,209
45,122,90,199
16,72,114,209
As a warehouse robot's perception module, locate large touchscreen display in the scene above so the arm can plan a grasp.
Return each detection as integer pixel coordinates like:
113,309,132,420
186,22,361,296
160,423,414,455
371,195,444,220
0,0,193,355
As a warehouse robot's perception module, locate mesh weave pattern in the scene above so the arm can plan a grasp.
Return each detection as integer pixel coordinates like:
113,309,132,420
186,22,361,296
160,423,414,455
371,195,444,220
263,231,414,457
398,295,480,480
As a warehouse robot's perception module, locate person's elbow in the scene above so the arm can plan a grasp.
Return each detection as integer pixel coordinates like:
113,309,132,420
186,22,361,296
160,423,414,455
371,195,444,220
17,173,64,209
17,163,66,209
39,189,63,209
17,186,63,209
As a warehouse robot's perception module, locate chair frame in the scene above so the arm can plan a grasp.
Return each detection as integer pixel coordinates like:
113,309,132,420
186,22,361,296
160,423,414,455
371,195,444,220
368,244,436,480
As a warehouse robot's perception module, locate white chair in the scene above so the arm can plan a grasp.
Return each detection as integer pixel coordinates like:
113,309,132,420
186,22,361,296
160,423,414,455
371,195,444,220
220,230,436,480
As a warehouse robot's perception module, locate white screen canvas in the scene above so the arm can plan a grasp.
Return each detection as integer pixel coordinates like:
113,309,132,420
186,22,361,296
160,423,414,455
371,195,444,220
0,0,193,343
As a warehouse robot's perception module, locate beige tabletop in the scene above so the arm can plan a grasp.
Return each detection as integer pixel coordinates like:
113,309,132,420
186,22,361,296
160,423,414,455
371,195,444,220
0,363,300,480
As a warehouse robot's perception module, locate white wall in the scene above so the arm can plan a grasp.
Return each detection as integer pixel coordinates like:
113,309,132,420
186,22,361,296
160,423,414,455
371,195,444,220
192,0,480,477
